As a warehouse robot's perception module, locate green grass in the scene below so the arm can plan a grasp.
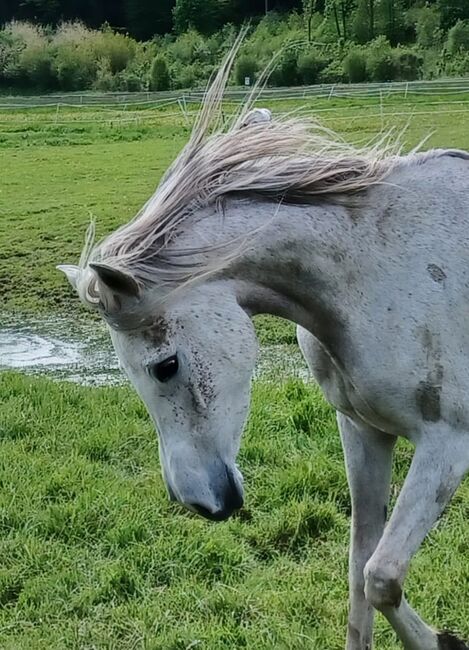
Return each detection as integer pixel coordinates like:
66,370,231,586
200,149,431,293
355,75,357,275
0,372,468,649
2,94,469,647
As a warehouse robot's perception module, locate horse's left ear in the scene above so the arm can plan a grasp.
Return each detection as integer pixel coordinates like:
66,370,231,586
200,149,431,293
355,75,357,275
88,262,141,320
57,264,80,290
89,263,140,298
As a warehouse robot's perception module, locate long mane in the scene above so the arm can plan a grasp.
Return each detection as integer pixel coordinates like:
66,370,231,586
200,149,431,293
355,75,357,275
79,34,418,299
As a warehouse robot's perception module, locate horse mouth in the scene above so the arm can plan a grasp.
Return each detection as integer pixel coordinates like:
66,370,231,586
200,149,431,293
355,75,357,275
190,502,243,521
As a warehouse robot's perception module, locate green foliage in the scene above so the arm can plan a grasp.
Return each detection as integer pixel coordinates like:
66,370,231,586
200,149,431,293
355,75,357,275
413,7,442,49
150,55,170,91
1,0,469,94
123,0,175,40
270,49,299,87
352,0,374,44
93,58,114,91
446,20,469,54
394,48,422,81
438,0,469,31
318,57,346,83
234,54,258,86
366,35,398,81
343,49,367,82
92,29,136,74
296,49,328,84
443,51,469,76
173,0,226,36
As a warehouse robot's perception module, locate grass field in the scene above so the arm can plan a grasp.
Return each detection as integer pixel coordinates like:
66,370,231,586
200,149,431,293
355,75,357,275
1,373,469,649
1,93,469,648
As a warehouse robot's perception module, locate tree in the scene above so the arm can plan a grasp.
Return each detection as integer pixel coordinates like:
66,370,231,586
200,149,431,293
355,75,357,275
325,0,356,40
150,55,170,90
173,0,228,35
446,19,469,54
124,0,174,40
352,0,374,43
376,0,408,45
414,7,441,48
438,0,469,31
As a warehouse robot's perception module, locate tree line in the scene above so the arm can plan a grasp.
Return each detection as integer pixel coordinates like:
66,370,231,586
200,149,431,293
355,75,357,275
1,0,468,42
1,1,469,93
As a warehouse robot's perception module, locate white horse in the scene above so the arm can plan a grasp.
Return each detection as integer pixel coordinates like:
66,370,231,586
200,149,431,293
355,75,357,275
58,43,469,650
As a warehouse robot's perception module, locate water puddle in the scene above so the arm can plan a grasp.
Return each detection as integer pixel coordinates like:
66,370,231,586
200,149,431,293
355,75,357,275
0,314,309,386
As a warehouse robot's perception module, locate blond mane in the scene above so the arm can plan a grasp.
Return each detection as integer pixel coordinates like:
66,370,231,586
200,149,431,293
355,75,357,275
80,33,428,298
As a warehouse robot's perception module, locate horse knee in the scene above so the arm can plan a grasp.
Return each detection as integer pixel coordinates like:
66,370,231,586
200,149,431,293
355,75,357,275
364,559,403,610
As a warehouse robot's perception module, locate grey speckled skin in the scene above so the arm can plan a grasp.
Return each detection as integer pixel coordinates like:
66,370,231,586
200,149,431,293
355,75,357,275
60,153,469,649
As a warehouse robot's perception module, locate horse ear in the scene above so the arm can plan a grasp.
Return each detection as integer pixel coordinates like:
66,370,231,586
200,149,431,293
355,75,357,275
89,263,140,298
57,264,80,290
88,262,141,320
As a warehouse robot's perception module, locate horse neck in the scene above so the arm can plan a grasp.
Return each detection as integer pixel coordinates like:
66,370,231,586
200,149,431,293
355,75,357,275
199,197,359,343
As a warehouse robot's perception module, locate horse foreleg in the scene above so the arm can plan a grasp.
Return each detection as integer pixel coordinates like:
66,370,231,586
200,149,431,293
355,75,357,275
338,413,396,650
363,425,469,650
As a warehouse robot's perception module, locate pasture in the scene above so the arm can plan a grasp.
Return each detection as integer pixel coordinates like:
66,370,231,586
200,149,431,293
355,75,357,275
1,92,469,649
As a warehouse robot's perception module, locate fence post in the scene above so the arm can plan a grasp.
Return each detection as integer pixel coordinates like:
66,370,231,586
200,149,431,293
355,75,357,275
55,103,60,123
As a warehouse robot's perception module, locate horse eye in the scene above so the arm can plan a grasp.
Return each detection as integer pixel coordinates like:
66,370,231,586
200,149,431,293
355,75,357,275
150,354,179,383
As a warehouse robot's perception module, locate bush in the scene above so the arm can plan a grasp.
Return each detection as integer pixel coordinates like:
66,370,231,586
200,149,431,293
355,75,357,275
447,20,469,54
343,50,367,83
93,58,114,91
19,43,55,88
92,29,136,74
53,22,97,90
54,44,96,90
297,50,328,85
444,52,469,76
0,21,54,88
234,54,258,86
413,7,441,49
366,37,398,82
318,59,346,84
149,55,170,90
395,49,423,80
114,70,144,92
270,49,298,87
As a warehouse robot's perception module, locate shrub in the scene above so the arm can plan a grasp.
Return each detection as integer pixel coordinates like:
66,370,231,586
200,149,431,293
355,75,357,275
366,37,398,82
54,44,96,90
0,21,54,88
92,29,136,74
53,22,97,90
395,49,423,80
270,49,298,87
234,54,258,86
93,58,114,91
343,50,367,83
114,70,144,92
318,59,346,84
446,20,469,54
414,7,442,49
444,52,469,76
149,55,170,91
19,43,55,89
297,50,328,85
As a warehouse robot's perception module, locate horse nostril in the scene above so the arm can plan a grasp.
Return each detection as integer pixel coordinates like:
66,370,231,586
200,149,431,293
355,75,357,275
224,466,244,511
191,503,234,521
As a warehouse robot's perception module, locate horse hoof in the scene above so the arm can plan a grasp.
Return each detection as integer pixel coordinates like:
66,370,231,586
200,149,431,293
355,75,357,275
438,631,469,650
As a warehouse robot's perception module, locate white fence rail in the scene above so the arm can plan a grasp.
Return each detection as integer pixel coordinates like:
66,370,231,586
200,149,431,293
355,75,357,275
1,78,469,110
